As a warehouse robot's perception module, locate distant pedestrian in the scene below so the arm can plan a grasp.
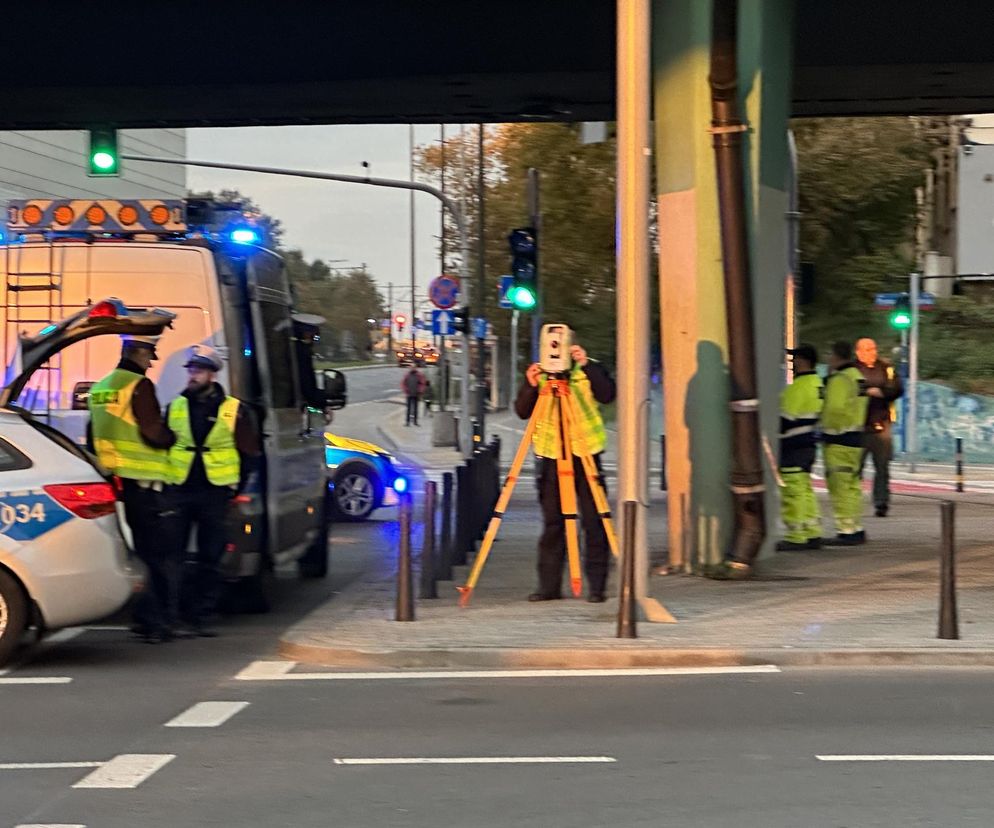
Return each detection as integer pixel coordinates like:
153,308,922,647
402,365,426,426
820,341,869,546
777,344,824,551
855,337,904,517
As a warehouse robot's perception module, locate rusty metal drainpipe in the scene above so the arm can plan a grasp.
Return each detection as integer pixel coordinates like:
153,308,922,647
709,0,766,575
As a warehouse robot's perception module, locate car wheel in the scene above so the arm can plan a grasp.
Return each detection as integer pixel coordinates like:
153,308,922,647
332,465,379,522
0,568,28,667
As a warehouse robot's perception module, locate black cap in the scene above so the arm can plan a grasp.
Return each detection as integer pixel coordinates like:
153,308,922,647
786,343,818,364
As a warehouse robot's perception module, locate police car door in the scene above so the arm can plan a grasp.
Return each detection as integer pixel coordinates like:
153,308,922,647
246,265,323,562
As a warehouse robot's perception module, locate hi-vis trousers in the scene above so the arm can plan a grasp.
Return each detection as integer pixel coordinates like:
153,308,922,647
824,443,864,535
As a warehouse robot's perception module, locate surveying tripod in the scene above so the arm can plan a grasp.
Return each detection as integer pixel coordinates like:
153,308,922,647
457,374,618,607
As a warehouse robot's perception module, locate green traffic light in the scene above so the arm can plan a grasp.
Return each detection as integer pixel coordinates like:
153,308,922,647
92,151,115,171
508,285,537,310
890,310,911,329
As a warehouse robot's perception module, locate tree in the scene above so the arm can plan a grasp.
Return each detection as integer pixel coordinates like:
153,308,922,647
417,124,626,367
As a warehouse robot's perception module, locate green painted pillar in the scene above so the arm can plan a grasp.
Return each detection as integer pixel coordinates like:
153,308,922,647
653,0,794,571
739,0,794,558
653,0,731,572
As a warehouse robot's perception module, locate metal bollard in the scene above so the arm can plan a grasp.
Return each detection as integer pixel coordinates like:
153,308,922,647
396,493,415,621
938,500,959,640
454,462,470,565
438,472,454,580
419,481,438,599
659,435,667,491
473,448,488,541
955,437,964,493
616,501,638,639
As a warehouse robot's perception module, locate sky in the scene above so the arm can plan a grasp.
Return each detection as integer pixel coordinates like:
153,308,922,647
187,124,456,317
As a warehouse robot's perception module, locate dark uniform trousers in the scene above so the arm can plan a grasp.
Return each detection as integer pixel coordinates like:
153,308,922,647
536,453,610,597
860,422,893,510
164,486,232,625
123,480,181,632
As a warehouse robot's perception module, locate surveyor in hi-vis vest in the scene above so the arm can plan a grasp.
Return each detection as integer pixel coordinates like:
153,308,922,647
164,345,261,637
88,334,177,643
515,339,616,603
820,341,869,546
777,344,824,551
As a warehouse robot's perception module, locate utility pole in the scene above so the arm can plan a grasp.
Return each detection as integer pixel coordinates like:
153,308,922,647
527,168,542,362
409,124,417,353
439,123,448,410
476,123,487,437
387,282,394,357
909,270,921,472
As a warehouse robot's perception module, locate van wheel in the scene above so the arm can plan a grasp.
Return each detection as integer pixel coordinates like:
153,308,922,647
221,562,272,614
0,569,28,667
299,489,331,579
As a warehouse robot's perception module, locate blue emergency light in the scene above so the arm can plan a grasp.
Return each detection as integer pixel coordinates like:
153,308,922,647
229,227,260,245
393,475,409,495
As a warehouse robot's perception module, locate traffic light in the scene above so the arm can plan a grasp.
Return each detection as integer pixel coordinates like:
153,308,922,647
507,227,538,311
889,294,912,329
394,313,407,329
87,129,119,177
451,306,469,334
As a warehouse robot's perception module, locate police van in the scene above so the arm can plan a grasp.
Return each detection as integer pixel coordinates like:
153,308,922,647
0,198,345,610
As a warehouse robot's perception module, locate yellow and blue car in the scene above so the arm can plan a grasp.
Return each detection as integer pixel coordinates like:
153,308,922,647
324,433,408,521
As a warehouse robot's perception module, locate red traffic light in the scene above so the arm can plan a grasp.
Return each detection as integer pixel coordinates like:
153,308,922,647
394,314,407,326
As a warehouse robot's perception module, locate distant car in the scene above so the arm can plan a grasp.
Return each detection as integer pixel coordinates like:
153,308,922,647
396,347,414,366
421,346,439,365
0,301,175,665
324,433,407,521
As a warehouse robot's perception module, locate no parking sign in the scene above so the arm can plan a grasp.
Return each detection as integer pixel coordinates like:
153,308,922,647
429,275,460,310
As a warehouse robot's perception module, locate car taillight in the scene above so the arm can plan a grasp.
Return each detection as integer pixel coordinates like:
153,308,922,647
43,483,118,519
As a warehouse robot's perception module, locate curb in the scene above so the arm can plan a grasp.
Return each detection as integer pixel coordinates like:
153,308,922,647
276,638,994,669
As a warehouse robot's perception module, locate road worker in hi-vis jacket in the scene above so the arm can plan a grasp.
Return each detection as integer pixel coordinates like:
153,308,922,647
777,344,824,552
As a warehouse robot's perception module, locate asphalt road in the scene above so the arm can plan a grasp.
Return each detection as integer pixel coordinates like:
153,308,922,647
7,628,994,828
339,364,407,405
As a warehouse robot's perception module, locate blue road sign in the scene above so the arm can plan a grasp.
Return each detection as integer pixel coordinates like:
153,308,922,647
429,275,460,310
874,291,936,309
432,309,455,336
472,317,487,339
498,275,513,309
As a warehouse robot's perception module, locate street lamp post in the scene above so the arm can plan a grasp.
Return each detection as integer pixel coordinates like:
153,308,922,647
121,152,477,458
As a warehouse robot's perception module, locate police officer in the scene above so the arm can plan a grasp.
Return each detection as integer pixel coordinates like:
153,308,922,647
855,337,904,517
165,345,260,636
777,344,824,551
820,341,869,546
88,334,177,643
515,341,616,603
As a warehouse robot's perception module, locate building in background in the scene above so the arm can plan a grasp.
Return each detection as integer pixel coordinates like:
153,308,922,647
0,130,185,202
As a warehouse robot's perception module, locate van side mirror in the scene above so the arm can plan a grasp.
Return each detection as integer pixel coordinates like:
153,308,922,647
320,369,347,410
72,381,94,411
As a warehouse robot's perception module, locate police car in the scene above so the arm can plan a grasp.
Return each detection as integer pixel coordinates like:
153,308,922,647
0,300,174,665
325,433,407,521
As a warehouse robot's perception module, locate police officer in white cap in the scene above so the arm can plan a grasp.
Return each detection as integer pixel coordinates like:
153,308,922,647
89,333,178,643
164,345,261,637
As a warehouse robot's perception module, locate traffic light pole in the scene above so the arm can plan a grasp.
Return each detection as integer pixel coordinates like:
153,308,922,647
909,270,921,473
527,168,542,363
122,153,477,458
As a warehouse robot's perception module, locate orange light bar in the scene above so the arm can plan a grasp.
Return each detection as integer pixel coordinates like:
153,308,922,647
85,205,107,225
149,205,169,225
53,205,75,226
22,204,43,225
117,205,138,225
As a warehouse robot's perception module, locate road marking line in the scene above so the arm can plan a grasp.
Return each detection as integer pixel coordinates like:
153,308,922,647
818,755,994,762
333,756,617,766
165,701,249,728
44,628,85,644
72,754,175,789
0,762,103,770
234,660,295,680
0,677,73,685
237,663,780,681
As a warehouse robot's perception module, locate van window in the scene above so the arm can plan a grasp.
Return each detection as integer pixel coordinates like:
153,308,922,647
258,302,296,408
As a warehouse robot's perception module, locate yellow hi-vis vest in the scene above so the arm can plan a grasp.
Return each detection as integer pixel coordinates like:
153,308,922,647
167,395,241,487
89,369,171,482
533,364,607,459
820,365,868,448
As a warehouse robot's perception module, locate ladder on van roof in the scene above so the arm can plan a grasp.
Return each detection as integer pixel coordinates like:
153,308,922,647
4,238,65,419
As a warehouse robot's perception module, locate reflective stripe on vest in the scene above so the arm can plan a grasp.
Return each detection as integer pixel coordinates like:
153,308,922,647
88,369,171,481
533,364,607,459
167,395,241,486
